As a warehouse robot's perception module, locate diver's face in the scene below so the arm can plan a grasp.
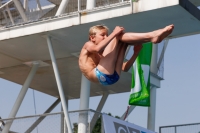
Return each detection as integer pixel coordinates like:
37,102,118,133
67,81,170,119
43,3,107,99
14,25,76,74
91,29,108,45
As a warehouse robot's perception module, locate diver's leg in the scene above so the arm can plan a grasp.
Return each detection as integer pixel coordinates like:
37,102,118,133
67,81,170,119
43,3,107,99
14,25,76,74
97,37,121,75
119,24,174,44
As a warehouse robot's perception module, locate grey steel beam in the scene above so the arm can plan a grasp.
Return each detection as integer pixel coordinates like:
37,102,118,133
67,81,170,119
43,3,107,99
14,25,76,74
61,96,68,133
55,0,69,16
2,62,39,133
46,36,72,133
13,0,28,22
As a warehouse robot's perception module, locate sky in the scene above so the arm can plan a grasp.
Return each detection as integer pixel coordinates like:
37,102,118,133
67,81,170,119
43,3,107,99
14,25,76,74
0,33,200,133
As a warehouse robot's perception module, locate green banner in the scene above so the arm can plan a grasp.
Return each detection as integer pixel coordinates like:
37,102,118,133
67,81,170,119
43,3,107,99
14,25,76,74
129,42,152,106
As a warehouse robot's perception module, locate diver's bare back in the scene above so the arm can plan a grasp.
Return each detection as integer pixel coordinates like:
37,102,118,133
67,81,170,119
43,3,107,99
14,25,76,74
79,43,100,82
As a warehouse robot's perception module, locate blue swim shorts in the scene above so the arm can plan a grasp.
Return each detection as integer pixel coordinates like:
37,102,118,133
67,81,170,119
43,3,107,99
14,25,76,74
95,68,119,85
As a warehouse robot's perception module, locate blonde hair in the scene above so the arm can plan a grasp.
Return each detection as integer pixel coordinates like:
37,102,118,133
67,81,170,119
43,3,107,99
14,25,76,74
89,25,109,40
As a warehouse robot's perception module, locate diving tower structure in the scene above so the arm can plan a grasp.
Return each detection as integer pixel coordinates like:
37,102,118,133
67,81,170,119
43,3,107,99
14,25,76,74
0,0,200,132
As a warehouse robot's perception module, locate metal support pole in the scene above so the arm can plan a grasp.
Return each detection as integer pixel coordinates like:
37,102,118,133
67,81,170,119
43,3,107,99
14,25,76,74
61,96,68,133
78,0,81,24
86,0,95,9
3,11,8,24
147,44,158,131
61,106,65,133
147,86,156,131
6,5,14,25
120,105,136,120
130,0,133,14
13,0,28,22
90,92,109,132
55,0,69,16
25,98,60,133
36,0,42,11
2,62,39,133
78,74,90,133
46,36,72,133
0,0,8,24
23,0,28,11
64,115,67,133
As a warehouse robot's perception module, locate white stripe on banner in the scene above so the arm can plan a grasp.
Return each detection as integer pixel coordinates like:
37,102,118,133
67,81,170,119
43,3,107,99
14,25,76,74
131,61,141,94
102,114,156,133
141,64,150,86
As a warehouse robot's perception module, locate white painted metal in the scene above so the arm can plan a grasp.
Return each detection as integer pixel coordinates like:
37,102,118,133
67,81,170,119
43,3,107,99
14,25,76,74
147,40,169,130
78,0,81,24
55,0,69,16
130,0,133,13
132,0,178,13
90,92,109,132
150,43,158,76
157,39,169,69
78,0,80,11
86,0,95,9
2,11,8,24
23,0,28,11
0,0,8,24
46,36,73,133
2,62,39,133
25,98,60,133
6,5,14,25
77,1,94,130
147,44,158,131
120,105,136,120
150,73,162,88
0,2,187,41
61,106,64,133
64,97,68,133
13,0,28,22
147,86,157,131
61,96,68,133
78,74,90,133
36,0,42,11
64,118,67,133
0,0,13,9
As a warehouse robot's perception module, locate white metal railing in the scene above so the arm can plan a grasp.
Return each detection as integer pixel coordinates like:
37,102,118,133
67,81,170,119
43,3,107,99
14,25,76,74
159,123,200,133
0,0,130,28
0,0,13,9
0,0,15,25
0,109,103,133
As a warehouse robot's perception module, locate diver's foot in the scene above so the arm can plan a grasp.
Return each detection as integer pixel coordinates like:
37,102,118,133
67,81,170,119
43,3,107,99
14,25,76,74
151,24,174,44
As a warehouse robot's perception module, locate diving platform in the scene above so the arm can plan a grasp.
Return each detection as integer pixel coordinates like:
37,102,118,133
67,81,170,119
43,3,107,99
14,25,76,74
0,0,200,132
